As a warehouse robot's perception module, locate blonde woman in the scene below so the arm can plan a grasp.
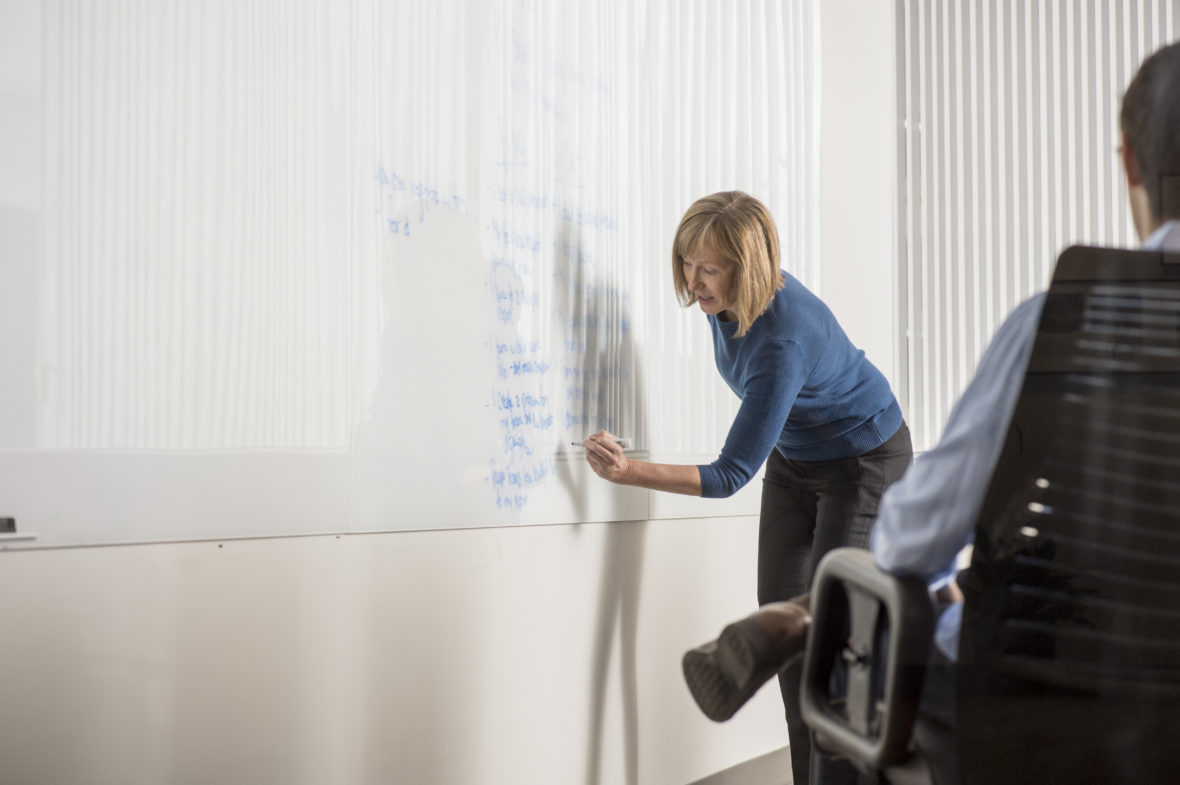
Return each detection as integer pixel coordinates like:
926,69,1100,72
581,191,911,785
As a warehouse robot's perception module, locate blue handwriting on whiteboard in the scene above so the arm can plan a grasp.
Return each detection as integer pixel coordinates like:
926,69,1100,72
487,457,557,511
557,311,632,336
490,186,619,234
373,165,467,236
488,217,542,255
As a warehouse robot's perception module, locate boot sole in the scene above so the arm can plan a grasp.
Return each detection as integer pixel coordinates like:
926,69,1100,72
682,618,780,722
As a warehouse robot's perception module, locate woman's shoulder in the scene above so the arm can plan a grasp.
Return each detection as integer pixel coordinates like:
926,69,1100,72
764,272,835,327
746,290,809,354
773,271,829,307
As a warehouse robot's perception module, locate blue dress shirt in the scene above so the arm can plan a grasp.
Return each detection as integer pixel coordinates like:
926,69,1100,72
871,221,1180,659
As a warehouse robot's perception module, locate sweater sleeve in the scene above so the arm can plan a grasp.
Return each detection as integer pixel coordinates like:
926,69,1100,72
698,340,808,498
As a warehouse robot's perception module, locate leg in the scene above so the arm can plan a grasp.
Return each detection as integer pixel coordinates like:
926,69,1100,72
807,425,913,784
681,599,813,723
687,429,914,784
811,424,913,569
758,450,819,785
766,427,913,784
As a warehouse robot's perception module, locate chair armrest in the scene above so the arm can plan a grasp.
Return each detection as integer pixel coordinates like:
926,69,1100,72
800,547,936,770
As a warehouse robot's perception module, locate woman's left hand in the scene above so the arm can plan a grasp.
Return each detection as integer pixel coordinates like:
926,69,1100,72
580,430,631,484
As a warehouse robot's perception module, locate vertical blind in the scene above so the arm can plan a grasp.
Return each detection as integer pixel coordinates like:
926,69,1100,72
40,0,355,449
645,0,820,457
37,0,820,453
897,0,1179,450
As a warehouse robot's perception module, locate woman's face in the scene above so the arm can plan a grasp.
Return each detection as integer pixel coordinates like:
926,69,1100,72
681,246,736,321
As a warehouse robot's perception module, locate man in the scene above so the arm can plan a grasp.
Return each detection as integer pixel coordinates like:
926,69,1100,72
683,37,1180,746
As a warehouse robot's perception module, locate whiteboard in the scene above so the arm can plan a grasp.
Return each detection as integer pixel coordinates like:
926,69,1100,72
0,0,820,547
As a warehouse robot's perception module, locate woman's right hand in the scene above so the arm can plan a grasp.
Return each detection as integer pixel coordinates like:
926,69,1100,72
581,430,631,485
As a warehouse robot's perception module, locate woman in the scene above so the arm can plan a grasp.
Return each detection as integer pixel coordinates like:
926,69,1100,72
580,191,911,785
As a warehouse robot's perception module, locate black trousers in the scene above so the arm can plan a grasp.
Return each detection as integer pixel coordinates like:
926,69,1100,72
757,423,913,785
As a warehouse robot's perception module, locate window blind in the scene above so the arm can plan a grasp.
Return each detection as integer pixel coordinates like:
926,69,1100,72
897,0,1179,450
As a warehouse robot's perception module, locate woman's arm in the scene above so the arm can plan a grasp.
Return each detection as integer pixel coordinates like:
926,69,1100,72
580,430,702,496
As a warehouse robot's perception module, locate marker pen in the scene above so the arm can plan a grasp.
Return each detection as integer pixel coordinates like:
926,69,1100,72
571,438,633,449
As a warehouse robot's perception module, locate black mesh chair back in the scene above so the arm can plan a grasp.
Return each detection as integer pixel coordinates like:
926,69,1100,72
958,245,1180,784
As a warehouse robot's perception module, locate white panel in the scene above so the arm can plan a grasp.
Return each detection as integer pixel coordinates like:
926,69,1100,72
5,0,819,545
0,516,784,785
40,0,354,450
897,0,1180,450
642,0,821,458
0,0,41,452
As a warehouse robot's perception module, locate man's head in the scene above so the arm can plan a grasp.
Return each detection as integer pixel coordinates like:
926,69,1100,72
1121,41,1180,239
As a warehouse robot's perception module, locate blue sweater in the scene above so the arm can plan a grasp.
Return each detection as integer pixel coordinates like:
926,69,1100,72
698,273,903,498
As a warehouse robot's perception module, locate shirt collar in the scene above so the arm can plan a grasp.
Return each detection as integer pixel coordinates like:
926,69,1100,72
1142,220,1180,251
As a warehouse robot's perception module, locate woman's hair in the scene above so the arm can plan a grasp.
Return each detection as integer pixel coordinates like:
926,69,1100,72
1120,41,1180,225
671,191,784,337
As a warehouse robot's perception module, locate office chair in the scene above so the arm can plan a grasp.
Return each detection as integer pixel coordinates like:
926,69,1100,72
800,245,1180,785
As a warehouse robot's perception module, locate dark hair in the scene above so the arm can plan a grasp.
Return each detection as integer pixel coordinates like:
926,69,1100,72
1120,41,1180,224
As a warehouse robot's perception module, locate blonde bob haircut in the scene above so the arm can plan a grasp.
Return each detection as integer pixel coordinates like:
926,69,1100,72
671,191,784,337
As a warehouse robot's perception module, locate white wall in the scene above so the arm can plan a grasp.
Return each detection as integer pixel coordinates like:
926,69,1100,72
0,516,787,785
819,0,899,387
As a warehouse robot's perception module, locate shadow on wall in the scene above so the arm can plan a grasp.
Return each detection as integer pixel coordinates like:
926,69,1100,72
351,184,651,782
551,221,649,785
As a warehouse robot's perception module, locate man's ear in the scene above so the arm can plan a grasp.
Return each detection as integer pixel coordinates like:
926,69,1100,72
1122,130,1158,241
1122,131,1142,188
